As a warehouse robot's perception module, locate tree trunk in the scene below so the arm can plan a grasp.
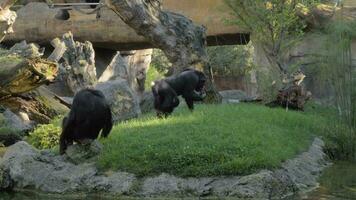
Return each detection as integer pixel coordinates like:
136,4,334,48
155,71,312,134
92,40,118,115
0,40,66,98
106,0,222,103
60,32,97,93
0,0,17,42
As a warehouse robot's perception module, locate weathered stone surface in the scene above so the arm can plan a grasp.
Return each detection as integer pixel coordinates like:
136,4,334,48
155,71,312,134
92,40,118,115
95,79,141,123
98,52,128,83
0,141,136,194
3,1,247,50
60,32,97,93
106,0,222,103
9,40,44,58
0,164,12,190
0,138,329,198
0,0,17,43
99,49,153,95
64,140,102,165
139,91,154,114
2,109,32,133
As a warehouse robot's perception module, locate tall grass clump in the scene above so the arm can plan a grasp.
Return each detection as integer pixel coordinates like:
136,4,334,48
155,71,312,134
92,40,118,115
316,15,356,160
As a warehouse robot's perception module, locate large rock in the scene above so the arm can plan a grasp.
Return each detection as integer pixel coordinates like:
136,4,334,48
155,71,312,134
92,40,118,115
99,49,153,95
0,141,136,194
1,109,32,133
64,140,103,165
95,79,141,123
139,91,154,114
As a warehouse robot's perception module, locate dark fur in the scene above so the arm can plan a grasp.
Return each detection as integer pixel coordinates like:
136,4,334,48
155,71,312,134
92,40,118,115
152,69,206,117
59,89,113,154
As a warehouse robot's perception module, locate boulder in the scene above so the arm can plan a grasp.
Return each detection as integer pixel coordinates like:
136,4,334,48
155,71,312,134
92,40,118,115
99,49,153,95
0,165,12,190
95,79,141,123
0,141,137,194
139,91,154,114
65,140,103,165
1,109,32,133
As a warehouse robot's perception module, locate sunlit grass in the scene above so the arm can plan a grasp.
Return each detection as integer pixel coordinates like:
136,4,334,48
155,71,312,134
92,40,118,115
97,103,328,177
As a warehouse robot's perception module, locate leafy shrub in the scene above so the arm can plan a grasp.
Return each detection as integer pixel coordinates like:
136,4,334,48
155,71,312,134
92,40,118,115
26,116,62,149
145,64,165,91
208,43,255,76
150,49,171,75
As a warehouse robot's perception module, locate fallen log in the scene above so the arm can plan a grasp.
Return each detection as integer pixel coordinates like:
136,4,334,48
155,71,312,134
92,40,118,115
0,39,65,98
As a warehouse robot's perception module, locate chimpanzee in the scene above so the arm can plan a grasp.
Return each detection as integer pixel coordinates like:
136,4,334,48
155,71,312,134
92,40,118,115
151,68,206,118
59,88,113,155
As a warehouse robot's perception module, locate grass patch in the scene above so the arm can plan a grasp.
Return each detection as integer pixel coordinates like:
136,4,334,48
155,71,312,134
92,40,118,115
97,104,327,177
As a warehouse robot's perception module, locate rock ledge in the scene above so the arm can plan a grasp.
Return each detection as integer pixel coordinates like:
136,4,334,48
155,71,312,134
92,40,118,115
0,138,329,198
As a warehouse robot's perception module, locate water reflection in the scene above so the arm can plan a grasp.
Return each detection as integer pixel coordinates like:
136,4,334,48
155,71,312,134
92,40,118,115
301,161,356,200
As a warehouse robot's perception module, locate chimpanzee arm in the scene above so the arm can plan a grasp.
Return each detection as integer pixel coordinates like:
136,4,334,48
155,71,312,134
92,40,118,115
59,114,75,155
101,107,113,138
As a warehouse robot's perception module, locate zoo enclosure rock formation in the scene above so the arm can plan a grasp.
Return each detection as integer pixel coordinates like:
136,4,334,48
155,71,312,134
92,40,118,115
95,79,141,124
0,138,329,198
3,0,248,50
0,38,68,126
56,32,97,94
0,0,17,42
99,49,152,96
106,0,222,103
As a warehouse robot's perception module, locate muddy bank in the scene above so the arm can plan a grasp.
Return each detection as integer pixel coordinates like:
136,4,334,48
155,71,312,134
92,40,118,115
0,138,329,198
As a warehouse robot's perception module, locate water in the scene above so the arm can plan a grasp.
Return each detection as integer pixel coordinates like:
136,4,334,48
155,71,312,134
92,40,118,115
0,162,355,199
300,161,356,200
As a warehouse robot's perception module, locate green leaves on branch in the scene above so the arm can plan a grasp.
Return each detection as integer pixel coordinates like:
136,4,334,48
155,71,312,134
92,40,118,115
224,0,321,74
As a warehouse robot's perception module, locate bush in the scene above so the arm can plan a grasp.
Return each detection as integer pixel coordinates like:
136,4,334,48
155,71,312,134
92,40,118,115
145,65,164,91
208,43,255,76
26,116,62,150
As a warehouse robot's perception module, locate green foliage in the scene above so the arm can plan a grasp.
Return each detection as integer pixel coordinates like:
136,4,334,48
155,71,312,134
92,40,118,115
310,18,356,161
97,104,328,177
150,49,171,75
145,65,164,91
208,43,255,76
224,0,321,74
26,116,62,150
151,44,255,77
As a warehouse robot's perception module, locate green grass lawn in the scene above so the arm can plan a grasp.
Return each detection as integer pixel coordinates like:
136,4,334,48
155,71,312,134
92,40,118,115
97,103,329,177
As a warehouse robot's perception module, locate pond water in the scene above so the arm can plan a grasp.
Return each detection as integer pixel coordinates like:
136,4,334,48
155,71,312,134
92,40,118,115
289,161,356,200
0,162,355,199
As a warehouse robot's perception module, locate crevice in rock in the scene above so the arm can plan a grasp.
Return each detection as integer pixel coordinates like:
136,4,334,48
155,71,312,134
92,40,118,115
55,10,70,21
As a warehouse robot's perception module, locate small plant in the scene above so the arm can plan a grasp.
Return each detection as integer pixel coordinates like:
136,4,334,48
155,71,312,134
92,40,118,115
26,116,62,149
145,65,164,91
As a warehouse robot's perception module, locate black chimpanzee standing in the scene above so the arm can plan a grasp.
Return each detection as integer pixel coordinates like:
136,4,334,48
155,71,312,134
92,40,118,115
151,68,206,118
59,88,113,154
